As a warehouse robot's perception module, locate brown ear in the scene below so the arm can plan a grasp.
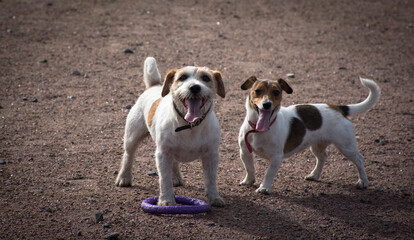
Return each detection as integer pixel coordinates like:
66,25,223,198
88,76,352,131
241,76,257,90
161,69,177,97
277,78,293,94
213,71,225,98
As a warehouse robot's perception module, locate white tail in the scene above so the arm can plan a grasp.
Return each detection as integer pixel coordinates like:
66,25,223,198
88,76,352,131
143,57,161,88
347,77,381,115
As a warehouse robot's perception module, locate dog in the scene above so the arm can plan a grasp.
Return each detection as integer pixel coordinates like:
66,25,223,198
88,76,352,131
115,57,226,206
238,76,380,194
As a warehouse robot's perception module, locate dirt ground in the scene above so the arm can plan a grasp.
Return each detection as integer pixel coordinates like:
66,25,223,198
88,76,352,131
1,0,413,239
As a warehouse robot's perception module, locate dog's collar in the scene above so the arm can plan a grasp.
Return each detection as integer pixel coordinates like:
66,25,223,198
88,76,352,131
173,101,212,132
244,110,277,153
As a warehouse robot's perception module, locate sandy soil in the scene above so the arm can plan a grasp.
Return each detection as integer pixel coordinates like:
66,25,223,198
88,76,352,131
1,0,413,239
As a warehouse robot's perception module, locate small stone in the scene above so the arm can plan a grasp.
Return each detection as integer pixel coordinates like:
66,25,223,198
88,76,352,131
105,232,120,240
114,170,118,175
379,140,388,146
148,170,157,176
95,212,104,222
338,67,347,70
0,160,6,165
103,223,111,228
374,139,380,143
376,187,383,192
37,189,43,193
31,97,38,103
40,59,48,63
126,105,132,110
319,192,327,196
84,74,89,78
23,97,28,101
77,231,82,236
49,153,56,158
124,48,134,54
287,73,295,78
72,70,81,76
67,96,77,100
207,222,216,226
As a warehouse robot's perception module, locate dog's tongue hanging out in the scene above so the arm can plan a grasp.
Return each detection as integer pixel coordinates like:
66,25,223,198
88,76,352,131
184,98,202,123
256,109,272,132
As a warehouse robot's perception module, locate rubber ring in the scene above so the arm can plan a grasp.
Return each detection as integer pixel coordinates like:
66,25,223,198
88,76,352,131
141,196,211,214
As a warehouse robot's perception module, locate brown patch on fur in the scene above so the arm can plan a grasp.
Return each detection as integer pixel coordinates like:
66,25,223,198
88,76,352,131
328,104,349,117
284,117,306,153
296,105,322,130
147,98,162,128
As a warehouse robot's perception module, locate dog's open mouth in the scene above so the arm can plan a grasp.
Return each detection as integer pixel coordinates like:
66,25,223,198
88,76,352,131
255,106,273,132
181,97,208,123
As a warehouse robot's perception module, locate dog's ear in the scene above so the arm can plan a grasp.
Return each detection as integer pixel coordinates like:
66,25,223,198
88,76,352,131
277,78,293,94
212,71,225,98
241,76,257,90
161,69,177,97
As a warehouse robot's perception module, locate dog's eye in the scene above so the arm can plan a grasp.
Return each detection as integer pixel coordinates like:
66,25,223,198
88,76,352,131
178,74,188,81
254,89,262,95
201,75,210,82
273,90,280,96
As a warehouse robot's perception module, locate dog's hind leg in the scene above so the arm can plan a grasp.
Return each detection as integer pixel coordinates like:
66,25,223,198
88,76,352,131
115,111,148,187
305,142,329,181
172,161,184,187
334,137,368,189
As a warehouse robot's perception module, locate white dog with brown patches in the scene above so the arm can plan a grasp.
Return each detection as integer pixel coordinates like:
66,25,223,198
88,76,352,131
238,76,380,194
115,57,225,206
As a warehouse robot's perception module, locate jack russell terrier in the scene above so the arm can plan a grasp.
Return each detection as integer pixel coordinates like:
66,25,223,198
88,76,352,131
238,76,380,194
115,57,226,206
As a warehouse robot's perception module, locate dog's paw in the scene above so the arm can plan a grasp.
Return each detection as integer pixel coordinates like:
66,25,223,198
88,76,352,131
157,199,176,206
239,177,255,186
209,197,225,208
356,179,368,189
115,175,132,187
304,174,319,181
172,176,184,187
256,187,270,195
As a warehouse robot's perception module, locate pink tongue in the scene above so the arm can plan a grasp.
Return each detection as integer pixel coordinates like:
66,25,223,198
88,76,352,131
184,98,202,123
256,109,272,132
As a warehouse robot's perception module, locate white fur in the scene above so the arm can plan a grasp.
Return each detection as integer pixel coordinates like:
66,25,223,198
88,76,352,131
115,57,225,206
238,77,380,194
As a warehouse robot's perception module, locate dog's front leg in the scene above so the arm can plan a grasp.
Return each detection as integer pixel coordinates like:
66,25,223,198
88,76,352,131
155,150,176,205
256,154,283,194
201,152,225,207
239,147,255,186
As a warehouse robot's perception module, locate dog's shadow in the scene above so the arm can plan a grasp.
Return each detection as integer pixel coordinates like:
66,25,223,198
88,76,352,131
155,183,413,239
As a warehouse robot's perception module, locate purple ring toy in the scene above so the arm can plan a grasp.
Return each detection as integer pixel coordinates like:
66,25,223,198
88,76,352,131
141,196,211,214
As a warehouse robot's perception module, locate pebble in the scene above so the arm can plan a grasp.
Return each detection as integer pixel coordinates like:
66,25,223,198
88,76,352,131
0,160,6,165
287,73,295,78
207,222,216,226
40,59,48,63
126,105,132,110
84,74,89,78
31,97,38,103
105,232,120,240
148,170,157,176
95,212,104,222
124,48,134,54
103,223,111,228
72,70,81,76
23,97,28,101
379,140,388,146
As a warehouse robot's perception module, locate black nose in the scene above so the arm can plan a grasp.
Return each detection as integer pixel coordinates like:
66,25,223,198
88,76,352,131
263,102,272,110
190,85,201,94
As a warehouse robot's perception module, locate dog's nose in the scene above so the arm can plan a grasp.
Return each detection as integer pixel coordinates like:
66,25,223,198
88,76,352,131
263,102,272,110
190,85,201,94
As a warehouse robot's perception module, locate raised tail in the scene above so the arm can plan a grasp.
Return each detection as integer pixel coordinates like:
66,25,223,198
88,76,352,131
143,57,162,89
347,77,381,116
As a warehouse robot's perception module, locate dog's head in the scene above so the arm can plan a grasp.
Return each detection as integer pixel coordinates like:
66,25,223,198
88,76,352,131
161,66,225,123
241,76,292,131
